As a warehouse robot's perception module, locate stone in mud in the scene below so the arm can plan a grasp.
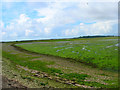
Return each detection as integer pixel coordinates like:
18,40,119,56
71,82,76,85
75,84,81,87
63,78,67,81
44,74,48,77
55,73,59,76
55,79,62,82
55,77,59,79
31,70,38,74
34,74,39,77
59,78,63,81
65,82,72,85
40,74,44,78
36,72,40,74
13,74,17,76
48,77,52,80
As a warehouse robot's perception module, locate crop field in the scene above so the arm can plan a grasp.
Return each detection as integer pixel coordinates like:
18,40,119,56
16,37,118,72
2,37,119,88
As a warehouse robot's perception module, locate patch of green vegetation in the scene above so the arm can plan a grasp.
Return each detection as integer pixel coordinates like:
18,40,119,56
2,50,88,80
59,73,90,82
16,37,118,72
2,51,60,75
21,75,48,86
3,50,110,88
81,81,105,87
39,82,46,86
2,57,77,88
79,81,113,88
58,73,118,88
21,76,33,81
98,73,108,76
103,79,118,87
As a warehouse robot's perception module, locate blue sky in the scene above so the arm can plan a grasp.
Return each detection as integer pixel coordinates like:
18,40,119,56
1,1,118,41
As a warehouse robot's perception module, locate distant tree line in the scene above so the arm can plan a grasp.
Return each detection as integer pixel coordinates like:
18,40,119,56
1,35,116,43
74,35,115,39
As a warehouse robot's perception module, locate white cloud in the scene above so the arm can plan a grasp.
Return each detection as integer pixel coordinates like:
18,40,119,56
3,0,119,2
25,29,34,36
35,1,117,29
6,23,15,31
3,13,55,40
5,14,32,33
44,27,51,34
85,20,117,35
2,2,118,41
92,21,111,33
80,23,84,26
10,32,18,37
18,14,30,24
63,20,117,36
0,21,4,29
2,32,6,35
35,2,75,27
63,29,79,36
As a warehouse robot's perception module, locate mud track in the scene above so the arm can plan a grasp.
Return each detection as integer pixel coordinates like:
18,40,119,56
2,76,27,89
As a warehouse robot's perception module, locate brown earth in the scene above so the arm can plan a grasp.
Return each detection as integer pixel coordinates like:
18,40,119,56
2,76,27,89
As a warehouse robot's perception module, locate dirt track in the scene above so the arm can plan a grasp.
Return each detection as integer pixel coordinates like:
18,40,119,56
2,76,27,89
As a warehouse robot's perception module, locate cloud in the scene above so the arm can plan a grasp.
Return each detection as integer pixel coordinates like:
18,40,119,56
63,20,117,36
25,29,34,36
18,14,30,24
44,27,51,34
2,32,6,35
80,23,84,26
2,0,119,2
2,13,55,41
35,1,117,27
35,2,76,26
63,29,79,36
84,20,117,35
0,21,4,29
10,32,18,37
1,2,118,41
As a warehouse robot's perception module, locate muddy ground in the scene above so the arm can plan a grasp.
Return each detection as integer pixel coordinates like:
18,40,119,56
2,76,26,89
1,42,118,89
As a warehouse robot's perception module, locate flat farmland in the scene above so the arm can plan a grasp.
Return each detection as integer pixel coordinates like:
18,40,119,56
2,37,119,88
16,37,118,71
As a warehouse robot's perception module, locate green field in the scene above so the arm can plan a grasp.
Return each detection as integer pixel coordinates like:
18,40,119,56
2,37,119,88
16,37,118,72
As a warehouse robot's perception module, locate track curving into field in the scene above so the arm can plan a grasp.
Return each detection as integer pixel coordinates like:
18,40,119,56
2,42,118,88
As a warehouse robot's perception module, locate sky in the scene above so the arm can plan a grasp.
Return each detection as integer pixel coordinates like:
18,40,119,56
0,0,118,41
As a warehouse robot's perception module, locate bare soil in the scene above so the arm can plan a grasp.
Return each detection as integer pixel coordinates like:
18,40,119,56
2,76,27,89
